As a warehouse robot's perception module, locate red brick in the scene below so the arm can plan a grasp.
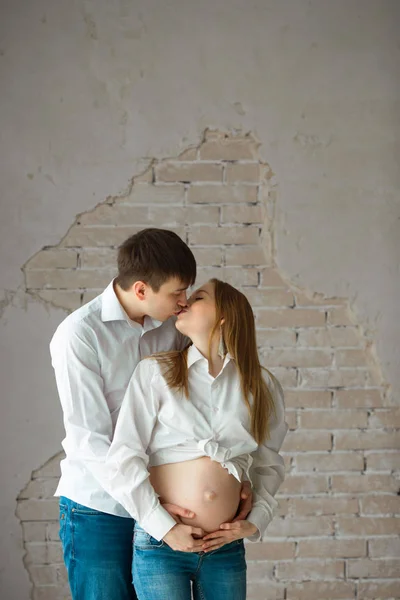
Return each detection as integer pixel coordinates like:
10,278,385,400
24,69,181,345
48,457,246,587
278,475,329,495
295,451,363,472
299,368,369,388
291,497,359,516
369,408,400,428
284,391,331,409
368,537,400,558
328,307,355,326
259,268,288,287
155,162,223,182
256,309,326,328
360,496,400,515
286,581,355,599
297,327,361,347
366,452,400,471
298,539,367,558
336,517,400,536
187,184,258,204
189,225,259,245
335,349,370,367
300,409,368,429
244,288,294,307
358,580,400,598
282,430,332,452
334,430,399,451
266,516,334,537
347,558,399,578
276,559,344,581
261,349,332,368
245,541,295,561
331,474,398,494
335,389,386,408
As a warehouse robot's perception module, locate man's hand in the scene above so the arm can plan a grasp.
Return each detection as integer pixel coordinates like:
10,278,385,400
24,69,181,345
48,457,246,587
163,524,205,552
233,481,253,522
162,502,196,523
201,520,258,552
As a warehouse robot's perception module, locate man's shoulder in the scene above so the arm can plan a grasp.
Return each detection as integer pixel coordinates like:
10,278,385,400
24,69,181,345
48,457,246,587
51,292,103,342
157,316,188,347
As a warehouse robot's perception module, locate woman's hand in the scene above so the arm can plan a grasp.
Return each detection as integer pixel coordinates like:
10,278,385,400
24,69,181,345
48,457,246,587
233,481,253,522
163,523,205,552
201,520,258,552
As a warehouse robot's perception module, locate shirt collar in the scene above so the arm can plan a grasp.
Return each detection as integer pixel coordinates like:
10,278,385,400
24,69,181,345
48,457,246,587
101,280,129,323
100,280,164,331
187,344,233,370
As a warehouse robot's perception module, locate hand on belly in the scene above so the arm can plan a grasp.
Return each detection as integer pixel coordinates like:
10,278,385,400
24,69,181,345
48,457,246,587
150,457,242,533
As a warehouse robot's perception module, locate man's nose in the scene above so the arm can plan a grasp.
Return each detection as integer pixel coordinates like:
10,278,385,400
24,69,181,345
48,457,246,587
177,293,188,307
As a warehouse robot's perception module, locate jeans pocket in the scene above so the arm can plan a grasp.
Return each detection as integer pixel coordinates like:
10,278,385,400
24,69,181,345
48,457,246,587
134,529,164,550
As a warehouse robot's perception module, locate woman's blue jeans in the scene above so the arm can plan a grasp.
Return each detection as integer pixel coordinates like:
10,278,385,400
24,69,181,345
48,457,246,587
59,497,137,600
132,524,247,600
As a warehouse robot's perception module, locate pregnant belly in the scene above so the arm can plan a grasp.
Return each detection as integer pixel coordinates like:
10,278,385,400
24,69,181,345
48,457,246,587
149,457,242,533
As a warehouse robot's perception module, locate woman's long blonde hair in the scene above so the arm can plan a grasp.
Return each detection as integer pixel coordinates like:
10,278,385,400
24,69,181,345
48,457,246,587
153,279,276,444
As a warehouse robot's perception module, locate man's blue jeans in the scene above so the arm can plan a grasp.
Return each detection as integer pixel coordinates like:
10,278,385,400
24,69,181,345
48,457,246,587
59,497,137,600
132,524,247,600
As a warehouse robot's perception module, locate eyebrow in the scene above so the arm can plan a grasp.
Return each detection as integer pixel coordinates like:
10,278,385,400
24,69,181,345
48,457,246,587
194,289,210,295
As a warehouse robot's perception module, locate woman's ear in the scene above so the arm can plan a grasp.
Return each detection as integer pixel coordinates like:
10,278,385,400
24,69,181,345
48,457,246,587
220,317,225,325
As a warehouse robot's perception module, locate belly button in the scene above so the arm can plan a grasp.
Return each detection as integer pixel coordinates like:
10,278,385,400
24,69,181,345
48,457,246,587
203,490,217,502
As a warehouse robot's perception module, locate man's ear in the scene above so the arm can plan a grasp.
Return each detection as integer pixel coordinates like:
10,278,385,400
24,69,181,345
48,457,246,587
132,281,148,301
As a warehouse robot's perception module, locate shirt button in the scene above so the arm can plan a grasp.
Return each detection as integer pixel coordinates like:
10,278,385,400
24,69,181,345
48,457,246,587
213,407,219,413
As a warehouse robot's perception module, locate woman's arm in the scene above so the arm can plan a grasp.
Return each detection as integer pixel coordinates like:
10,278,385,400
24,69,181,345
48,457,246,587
103,360,177,540
202,371,288,550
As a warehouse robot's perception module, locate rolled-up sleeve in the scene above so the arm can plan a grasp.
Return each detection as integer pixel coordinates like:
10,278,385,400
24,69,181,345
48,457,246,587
103,360,177,541
246,371,288,541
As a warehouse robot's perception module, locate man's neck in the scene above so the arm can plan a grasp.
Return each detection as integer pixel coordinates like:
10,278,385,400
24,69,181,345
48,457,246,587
114,282,145,325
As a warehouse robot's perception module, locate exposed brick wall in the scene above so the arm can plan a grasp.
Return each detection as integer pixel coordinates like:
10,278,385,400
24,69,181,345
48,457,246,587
19,130,400,600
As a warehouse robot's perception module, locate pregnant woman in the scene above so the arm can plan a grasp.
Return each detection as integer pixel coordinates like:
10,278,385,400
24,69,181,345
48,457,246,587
105,279,288,600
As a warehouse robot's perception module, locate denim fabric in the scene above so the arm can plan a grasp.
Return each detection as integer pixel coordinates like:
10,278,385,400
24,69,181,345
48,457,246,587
132,524,247,600
59,497,137,600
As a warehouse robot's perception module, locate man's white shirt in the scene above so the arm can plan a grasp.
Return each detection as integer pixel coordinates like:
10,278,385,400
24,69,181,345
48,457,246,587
50,280,187,517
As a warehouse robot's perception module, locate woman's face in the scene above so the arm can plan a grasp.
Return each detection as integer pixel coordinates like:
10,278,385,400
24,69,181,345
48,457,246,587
175,280,217,339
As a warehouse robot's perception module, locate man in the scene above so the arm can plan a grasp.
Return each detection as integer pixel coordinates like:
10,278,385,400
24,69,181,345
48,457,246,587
50,228,252,600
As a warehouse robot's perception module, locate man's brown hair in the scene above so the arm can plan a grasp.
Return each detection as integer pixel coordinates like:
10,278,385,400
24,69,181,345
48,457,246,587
115,228,196,291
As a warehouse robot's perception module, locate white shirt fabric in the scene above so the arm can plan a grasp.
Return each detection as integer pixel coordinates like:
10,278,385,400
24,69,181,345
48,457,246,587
103,344,288,541
50,280,188,517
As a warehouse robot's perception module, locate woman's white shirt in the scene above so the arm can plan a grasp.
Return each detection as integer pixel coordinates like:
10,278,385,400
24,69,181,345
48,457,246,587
104,344,288,541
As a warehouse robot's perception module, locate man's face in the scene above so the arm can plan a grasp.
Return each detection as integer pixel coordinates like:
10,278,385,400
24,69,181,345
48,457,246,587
145,277,189,322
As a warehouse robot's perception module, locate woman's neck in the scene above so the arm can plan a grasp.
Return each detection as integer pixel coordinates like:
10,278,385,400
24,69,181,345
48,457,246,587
191,336,225,378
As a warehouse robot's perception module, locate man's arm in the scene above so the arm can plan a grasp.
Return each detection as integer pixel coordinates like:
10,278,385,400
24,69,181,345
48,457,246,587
50,322,115,481
245,372,288,541
51,322,195,524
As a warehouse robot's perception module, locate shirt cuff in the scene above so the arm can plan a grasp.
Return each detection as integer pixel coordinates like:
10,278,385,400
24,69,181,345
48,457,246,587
141,504,177,541
246,506,272,542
